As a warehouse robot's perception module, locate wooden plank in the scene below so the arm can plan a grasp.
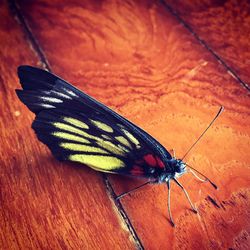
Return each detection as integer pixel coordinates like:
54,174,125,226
164,0,250,89
0,1,136,249
16,0,250,249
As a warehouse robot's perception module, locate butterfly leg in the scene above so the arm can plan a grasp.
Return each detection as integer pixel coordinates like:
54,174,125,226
166,180,175,227
188,169,208,182
116,181,152,200
169,149,176,158
173,178,198,213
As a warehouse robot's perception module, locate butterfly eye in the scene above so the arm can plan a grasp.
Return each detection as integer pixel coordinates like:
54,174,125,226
175,161,186,173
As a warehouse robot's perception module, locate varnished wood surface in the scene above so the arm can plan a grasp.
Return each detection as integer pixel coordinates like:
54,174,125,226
1,0,250,249
165,0,250,89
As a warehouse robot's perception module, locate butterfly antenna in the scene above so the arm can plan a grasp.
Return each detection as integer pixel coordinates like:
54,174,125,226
186,163,218,190
181,106,224,161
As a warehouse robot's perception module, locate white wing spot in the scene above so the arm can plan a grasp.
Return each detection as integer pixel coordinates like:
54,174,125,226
52,90,72,99
40,104,56,108
40,96,63,103
62,87,78,97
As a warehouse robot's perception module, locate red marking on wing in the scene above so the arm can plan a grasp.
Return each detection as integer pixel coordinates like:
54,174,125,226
143,154,157,167
130,165,144,176
156,156,165,169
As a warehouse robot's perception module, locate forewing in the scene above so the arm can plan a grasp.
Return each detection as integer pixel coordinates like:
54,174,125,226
16,66,171,175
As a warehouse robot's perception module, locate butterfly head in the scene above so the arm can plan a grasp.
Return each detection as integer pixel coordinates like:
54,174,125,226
174,159,187,178
156,158,187,182
169,158,186,176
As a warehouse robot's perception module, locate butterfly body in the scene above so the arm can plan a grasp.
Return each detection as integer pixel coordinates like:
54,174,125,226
127,153,187,183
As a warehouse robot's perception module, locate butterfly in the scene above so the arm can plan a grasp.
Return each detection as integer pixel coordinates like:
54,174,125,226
16,65,222,226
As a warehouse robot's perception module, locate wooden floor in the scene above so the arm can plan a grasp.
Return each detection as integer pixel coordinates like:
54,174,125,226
0,0,249,249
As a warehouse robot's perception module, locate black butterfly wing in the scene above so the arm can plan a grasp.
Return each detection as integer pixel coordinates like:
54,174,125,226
16,66,171,177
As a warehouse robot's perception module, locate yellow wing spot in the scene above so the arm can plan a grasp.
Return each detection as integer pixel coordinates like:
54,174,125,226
117,144,129,152
90,119,113,133
53,122,101,141
69,154,125,171
63,117,89,129
52,132,90,144
122,129,140,148
60,143,109,154
97,140,125,156
115,136,132,148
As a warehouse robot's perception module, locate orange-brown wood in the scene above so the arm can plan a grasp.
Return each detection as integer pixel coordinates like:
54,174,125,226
1,0,249,249
165,0,250,88
0,1,135,249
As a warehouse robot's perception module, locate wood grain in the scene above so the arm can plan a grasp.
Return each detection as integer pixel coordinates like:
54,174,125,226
2,0,250,249
165,0,250,89
0,1,136,249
